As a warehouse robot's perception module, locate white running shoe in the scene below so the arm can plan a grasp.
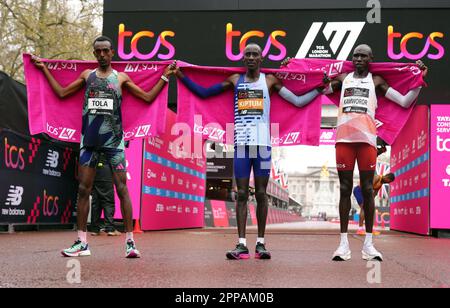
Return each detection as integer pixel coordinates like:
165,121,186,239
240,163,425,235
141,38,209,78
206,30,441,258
362,244,383,261
126,240,141,259
61,240,91,257
332,244,352,261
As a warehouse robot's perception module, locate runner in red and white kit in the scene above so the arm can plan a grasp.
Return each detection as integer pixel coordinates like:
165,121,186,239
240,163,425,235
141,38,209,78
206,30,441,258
323,44,428,261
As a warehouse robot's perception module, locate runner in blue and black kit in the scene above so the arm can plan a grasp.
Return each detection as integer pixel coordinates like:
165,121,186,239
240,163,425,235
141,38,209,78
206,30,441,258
175,44,324,260
32,36,176,259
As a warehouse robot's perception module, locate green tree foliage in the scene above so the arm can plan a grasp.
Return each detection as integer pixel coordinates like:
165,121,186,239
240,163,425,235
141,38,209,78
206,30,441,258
0,0,103,82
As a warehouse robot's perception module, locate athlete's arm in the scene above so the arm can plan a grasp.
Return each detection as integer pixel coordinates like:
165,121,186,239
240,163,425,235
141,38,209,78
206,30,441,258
372,175,383,197
31,56,87,99
122,62,176,103
374,60,428,109
174,68,235,99
268,74,320,108
374,75,421,109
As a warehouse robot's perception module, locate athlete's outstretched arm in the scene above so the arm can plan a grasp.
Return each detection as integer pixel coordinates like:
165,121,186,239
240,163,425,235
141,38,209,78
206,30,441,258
268,74,321,108
374,60,428,108
322,72,346,94
374,60,428,109
174,67,235,99
31,55,87,99
122,62,176,103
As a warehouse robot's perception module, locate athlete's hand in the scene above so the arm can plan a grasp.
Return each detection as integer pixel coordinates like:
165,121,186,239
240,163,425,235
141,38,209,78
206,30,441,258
173,65,185,79
164,60,177,77
31,55,45,70
281,57,292,67
323,71,331,85
416,60,428,78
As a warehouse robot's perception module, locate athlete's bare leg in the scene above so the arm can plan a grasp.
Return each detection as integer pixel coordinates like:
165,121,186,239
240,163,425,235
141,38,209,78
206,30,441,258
76,166,97,232
112,171,133,233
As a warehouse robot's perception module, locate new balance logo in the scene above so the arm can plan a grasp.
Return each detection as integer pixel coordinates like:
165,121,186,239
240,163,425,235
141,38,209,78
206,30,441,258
46,150,59,168
59,128,76,140
6,186,24,206
296,22,366,60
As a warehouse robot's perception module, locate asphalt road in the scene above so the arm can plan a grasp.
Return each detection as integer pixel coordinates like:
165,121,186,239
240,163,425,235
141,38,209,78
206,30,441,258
0,222,449,288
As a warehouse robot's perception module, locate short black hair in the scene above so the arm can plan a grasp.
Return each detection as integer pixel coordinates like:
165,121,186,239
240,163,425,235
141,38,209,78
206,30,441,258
93,36,113,49
384,173,396,183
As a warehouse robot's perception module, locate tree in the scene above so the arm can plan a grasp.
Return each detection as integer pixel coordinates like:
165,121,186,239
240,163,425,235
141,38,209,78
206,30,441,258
0,0,103,82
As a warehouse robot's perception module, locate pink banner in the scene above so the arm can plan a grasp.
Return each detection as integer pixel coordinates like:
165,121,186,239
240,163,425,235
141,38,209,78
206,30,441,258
211,200,230,227
140,110,207,230
287,59,427,145
176,59,425,147
390,106,429,235
176,61,323,146
23,54,170,143
430,105,450,229
249,203,257,225
112,139,143,220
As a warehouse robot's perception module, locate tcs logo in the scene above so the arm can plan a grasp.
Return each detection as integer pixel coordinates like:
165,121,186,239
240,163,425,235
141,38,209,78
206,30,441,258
226,23,287,61
388,25,445,60
4,137,25,170
42,190,59,217
118,24,175,60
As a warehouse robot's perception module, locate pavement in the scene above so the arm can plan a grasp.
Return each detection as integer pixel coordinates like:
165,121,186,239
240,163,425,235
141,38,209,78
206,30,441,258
0,221,449,288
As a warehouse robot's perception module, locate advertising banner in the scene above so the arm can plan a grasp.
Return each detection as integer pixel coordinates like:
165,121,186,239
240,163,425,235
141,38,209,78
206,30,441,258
140,110,207,230
113,139,143,220
390,106,429,235
0,129,78,224
104,7,448,105
430,105,450,229
204,200,302,227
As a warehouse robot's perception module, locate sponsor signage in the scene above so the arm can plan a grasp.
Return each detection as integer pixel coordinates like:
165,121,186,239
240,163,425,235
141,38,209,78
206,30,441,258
0,129,77,224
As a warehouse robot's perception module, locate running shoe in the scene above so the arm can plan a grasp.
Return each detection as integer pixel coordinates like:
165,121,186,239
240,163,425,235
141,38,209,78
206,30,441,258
226,244,251,260
61,240,91,257
362,244,383,261
373,230,381,236
332,244,352,261
126,240,141,258
255,242,272,260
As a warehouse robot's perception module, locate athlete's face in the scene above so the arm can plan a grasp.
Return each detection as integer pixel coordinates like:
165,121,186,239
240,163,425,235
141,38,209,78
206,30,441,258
243,45,263,71
352,46,373,71
93,41,114,68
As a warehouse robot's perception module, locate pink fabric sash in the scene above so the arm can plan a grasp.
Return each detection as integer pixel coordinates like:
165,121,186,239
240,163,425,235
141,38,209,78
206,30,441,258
23,54,170,143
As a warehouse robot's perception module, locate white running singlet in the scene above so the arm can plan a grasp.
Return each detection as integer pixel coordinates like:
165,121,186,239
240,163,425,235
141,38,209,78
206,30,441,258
336,72,378,148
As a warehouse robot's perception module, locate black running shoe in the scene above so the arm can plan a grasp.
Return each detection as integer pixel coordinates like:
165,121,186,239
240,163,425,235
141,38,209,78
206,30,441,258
226,244,250,260
255,242,271,260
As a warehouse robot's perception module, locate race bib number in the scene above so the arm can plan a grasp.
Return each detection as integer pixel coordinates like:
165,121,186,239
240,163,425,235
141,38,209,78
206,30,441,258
88,90,114,115
342,87,369,114
237,89,264,116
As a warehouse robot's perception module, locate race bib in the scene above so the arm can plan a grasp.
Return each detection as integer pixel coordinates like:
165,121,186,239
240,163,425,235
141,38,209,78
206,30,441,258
342,87,369,114
88,90,114,115
237,89,264,116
